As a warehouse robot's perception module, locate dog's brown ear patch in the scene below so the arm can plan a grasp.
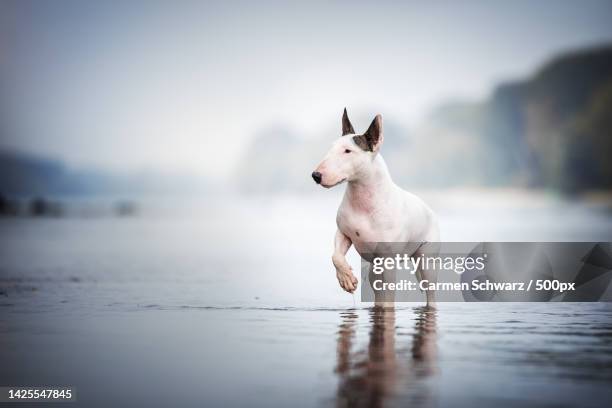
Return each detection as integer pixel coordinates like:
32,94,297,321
342,108,355,136
353,115,383,151
352,134,370,151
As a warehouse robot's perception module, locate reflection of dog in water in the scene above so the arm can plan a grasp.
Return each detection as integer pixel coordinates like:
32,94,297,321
335,307,437,408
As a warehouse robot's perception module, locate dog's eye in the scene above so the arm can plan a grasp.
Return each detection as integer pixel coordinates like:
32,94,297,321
344,149,352,154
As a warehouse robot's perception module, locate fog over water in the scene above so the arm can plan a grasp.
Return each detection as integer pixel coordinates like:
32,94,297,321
2,0,612,177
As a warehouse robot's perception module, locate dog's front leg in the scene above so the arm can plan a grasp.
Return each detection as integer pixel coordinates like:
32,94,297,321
332,229,358,293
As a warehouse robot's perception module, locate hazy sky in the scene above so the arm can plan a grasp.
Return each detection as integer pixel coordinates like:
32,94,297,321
2,0,612,178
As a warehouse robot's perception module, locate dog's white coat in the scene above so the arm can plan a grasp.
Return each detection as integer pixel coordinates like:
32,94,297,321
314,112,440,306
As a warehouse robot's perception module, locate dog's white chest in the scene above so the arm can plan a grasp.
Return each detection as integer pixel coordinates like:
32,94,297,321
337,205,399,246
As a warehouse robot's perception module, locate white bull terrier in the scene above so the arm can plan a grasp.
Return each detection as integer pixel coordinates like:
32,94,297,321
312,109,440,307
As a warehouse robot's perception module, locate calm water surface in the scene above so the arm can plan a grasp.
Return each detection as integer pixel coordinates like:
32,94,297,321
1,195,612,407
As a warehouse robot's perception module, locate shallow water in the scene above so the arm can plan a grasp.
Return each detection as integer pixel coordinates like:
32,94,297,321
2,303,611,407
1,195,612,407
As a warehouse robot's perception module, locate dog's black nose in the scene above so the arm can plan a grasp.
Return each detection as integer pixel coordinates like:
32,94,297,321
312,171,322,184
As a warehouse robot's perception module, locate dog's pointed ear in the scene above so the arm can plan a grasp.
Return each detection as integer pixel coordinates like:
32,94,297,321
358,114,383,152
342,108,355,136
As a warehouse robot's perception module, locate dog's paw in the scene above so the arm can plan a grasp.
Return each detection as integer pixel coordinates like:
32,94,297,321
336,269,358,293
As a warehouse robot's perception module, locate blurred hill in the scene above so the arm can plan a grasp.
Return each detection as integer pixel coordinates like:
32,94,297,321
235,45,612,194
0,150,207,197
432,45,612,192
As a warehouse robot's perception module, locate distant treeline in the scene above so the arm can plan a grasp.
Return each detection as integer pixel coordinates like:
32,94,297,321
0,194,137,218
235,45,612,194
0,150,207,197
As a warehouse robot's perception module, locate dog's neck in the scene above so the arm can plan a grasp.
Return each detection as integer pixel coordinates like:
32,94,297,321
346,154,394,213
